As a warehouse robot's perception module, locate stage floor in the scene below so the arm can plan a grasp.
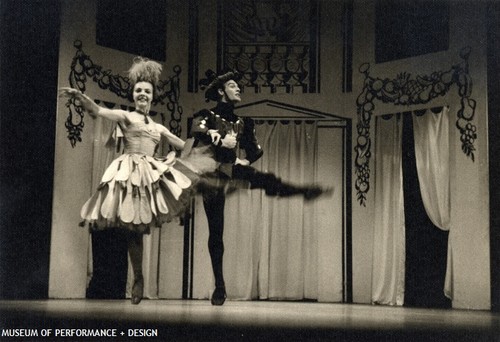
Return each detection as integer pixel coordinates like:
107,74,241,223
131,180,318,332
0,299,498,341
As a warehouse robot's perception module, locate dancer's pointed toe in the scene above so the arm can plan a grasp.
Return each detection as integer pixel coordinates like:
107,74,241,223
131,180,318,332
211,286,227,306
131,276,144,305
304,186,334,201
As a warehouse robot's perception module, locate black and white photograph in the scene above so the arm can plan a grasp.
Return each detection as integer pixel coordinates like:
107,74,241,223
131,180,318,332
0,0,499,340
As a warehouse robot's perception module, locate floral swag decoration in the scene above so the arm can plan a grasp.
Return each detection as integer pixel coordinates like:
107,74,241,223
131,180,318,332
64,40,183,147
355,47,476,206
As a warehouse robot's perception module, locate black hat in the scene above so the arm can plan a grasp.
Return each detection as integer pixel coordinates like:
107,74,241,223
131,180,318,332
201,69,241,102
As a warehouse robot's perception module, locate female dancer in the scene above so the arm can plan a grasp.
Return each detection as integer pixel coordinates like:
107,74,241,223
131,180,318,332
60,58,214,304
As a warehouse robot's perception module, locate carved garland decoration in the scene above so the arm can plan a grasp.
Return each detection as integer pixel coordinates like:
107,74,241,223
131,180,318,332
65,40,183,147
355,47,477,206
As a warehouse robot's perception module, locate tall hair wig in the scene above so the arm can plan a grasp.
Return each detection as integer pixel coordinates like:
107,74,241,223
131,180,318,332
127,57,163,99
203,69,241,102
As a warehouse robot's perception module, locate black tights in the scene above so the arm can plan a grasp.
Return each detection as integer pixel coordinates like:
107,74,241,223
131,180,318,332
202,187,226,288
201,165,314,288
127,231,143,281
233,164,309,196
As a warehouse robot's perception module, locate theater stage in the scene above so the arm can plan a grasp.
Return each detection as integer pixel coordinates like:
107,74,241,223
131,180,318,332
0,299,498,341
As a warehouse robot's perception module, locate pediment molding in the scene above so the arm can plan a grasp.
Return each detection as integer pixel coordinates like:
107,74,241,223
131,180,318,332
235,100,346,122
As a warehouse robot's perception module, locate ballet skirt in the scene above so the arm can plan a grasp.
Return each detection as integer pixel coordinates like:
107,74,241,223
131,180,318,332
80,121,216,233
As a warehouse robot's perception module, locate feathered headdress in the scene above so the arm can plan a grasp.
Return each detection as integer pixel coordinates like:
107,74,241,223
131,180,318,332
202,69,241,102
127,56,163,89
127,57,163,122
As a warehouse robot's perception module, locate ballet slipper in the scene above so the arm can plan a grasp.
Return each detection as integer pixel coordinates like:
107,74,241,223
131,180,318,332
304,186,334,201
211,286,227,306
131,276,144,305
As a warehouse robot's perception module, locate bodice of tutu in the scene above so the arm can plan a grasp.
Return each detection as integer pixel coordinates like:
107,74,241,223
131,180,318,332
123,121,160,156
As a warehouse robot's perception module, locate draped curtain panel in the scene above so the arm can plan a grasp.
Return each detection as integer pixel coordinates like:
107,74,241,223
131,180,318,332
372,114,406,305
412,107,452,299
225,121,320,300
191,121,342,301
372,107,452,305
412,107,450,231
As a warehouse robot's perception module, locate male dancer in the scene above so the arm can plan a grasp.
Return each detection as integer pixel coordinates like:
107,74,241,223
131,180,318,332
190,70,329,305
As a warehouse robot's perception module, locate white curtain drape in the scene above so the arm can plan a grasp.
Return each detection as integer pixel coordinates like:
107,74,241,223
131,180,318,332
222,121,335,300
372,114,406,305
372,107,452,305
412,107,452,298
412,107,450,231
191,120,342,302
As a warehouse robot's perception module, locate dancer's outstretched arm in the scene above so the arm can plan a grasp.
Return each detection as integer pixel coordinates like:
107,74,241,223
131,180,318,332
59,87,127,122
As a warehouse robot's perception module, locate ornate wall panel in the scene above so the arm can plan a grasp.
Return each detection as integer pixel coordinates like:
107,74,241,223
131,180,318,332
217,0,320,94
355,47,477,206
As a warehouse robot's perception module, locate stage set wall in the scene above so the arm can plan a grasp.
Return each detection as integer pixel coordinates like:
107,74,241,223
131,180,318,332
50,0,491,310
